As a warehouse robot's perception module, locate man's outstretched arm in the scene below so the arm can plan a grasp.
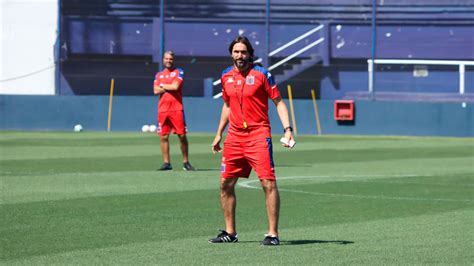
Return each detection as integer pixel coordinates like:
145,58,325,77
272,96,294,145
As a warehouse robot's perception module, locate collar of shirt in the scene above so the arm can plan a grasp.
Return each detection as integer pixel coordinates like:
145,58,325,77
232,65,252,77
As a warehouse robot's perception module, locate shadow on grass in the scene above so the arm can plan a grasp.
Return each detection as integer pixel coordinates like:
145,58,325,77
277,164,313,168
154,168,220,172
238,240,354,245
283,239,354,245
193,168,220,171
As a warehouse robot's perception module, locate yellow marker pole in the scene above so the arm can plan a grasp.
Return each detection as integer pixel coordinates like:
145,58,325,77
287,85,297,136
107,78,115,132
311,89,322,135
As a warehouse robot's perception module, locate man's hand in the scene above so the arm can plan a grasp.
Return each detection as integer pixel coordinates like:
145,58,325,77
156,84,166,94
211,135,223,154
154,82,168,94
158,84,166,94
280,130,295,149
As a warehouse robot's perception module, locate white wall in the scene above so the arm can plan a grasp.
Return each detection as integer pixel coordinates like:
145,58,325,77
0,0,57,95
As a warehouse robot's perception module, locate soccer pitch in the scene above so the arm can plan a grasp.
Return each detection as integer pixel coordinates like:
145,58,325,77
1,132,473,264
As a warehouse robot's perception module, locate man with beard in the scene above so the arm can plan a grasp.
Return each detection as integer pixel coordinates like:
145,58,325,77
153,51,195,171
208,36,295,246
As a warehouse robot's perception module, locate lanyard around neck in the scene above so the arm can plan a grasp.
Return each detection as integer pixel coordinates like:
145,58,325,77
232,69,250,129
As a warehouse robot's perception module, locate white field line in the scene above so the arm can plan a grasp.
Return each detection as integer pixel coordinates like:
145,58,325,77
358,180,474,187
238,175,473,203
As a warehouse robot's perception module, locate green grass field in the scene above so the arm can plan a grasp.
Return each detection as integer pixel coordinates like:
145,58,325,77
1,132,473,264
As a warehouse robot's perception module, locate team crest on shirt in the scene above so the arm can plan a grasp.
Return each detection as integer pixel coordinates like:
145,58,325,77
237,80,242,85
246,75,255,85
170,72,176,77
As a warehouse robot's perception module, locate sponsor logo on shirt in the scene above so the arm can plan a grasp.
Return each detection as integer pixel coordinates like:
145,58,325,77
159,75,164,79
225,78,234,84
246,75,255,85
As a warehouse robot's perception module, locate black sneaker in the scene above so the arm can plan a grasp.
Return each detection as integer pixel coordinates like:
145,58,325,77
158,163,172,171
183,162,196,171
208,230,238,243
261,234,280,246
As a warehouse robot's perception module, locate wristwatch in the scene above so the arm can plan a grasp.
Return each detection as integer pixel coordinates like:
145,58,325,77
284,126,293,133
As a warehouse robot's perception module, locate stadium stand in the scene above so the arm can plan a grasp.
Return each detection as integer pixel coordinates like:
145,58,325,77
63,0,474,23
59,0,473,102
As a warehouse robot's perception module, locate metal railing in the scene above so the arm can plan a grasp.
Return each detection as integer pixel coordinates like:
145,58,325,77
367,59,474,96
213,24,325,99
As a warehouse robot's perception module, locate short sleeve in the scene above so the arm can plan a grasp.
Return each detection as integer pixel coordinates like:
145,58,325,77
221,77,229,102
172,68,184,87
176,68,184,80
153,72,161,86
263,70,280,100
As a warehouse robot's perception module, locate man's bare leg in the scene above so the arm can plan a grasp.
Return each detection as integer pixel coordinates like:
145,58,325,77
177,134,189,162
160,134,170,163
261,179,280,236
220,177,239,235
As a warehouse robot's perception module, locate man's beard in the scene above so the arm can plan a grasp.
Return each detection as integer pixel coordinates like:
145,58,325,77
234,58,250,70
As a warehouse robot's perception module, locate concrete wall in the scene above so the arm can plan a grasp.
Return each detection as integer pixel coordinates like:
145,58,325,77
0,0,57,95
1,95,472,137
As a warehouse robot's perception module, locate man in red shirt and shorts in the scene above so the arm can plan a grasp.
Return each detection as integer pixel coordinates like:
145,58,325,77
153,51,195,171
209,36,295,245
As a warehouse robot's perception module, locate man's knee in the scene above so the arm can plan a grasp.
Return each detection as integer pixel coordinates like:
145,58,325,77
177,134,188,142
160,134,170,141
220,178,237,194
261,179,278,193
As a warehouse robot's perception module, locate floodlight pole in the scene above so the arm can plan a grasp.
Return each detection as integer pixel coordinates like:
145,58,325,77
370,0,377,101
159,0,165,71
56,0,62,95
265,0,270,68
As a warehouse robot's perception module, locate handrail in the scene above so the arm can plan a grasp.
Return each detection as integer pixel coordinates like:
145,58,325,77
367,59,474,95
268,37,324,71
212,24,325,98
369,59,474,66
268,24,324,57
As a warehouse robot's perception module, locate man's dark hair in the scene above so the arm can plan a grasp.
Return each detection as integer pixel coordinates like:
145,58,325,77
228,36,254,61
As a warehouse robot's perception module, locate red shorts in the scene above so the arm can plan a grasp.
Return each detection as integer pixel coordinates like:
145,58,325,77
221,138,275,180
157,110,187,135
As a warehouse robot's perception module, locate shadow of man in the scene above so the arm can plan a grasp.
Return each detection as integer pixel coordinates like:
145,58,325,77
283,240,354,245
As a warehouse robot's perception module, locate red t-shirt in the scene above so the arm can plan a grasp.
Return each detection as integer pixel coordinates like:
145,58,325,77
221,65,281,141
154,68,184,112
